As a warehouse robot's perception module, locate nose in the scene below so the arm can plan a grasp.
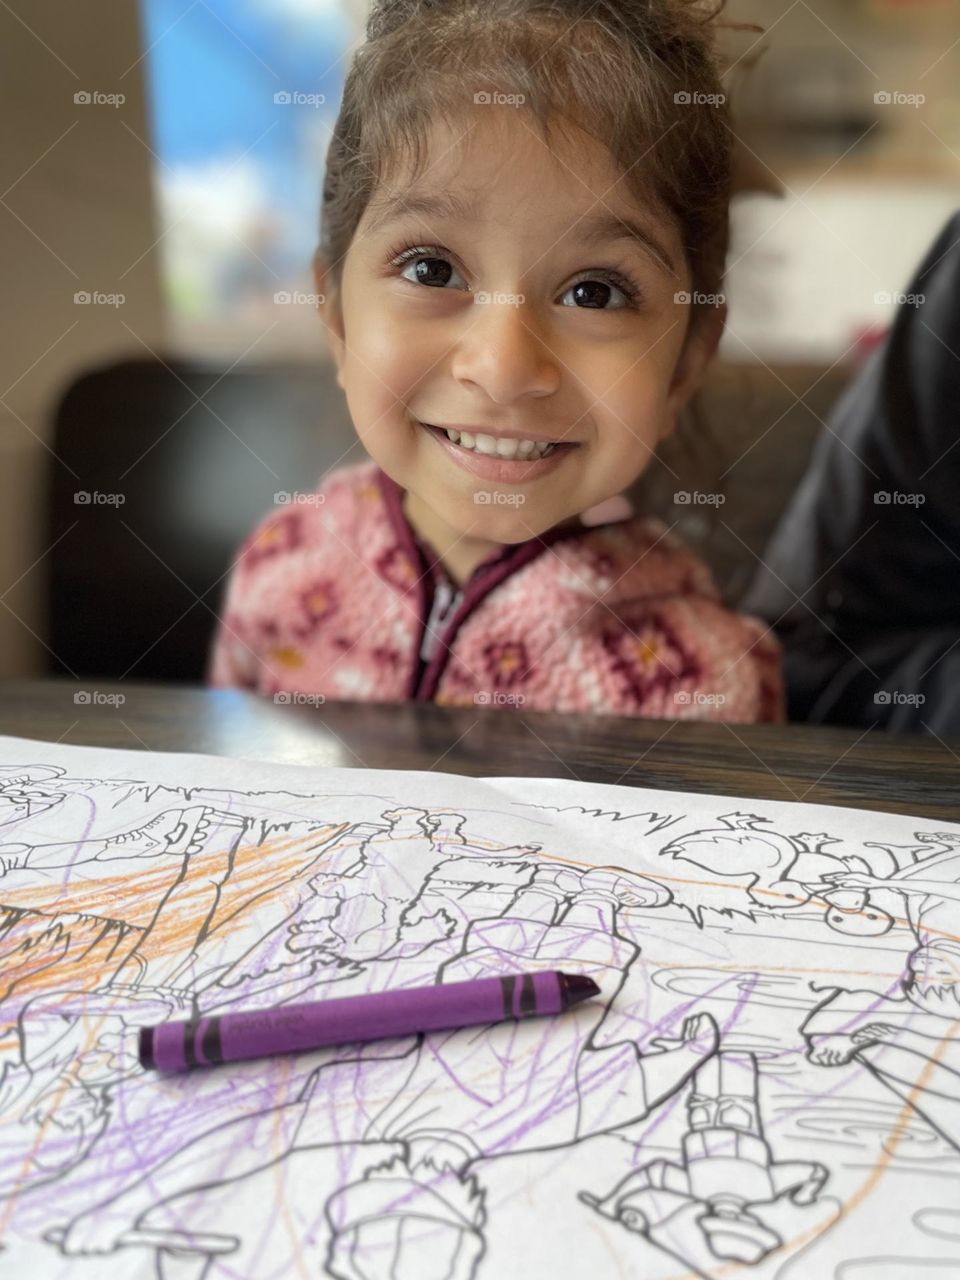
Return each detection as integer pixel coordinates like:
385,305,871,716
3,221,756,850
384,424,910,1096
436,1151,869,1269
451,297,561,403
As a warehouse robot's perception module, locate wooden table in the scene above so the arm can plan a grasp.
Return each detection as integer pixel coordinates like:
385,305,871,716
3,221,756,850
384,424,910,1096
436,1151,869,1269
1,677,957,821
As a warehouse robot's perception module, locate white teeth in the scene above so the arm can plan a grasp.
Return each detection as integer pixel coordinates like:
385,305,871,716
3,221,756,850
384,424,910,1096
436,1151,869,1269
438,425,556,459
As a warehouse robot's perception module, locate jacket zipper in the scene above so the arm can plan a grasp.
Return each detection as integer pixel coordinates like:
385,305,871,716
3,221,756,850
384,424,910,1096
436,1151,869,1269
418,576,464,667
377,465,618,703
412,570,466,696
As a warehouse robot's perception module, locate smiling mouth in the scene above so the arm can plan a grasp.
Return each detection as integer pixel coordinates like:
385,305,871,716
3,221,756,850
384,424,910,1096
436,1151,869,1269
418,422,578,460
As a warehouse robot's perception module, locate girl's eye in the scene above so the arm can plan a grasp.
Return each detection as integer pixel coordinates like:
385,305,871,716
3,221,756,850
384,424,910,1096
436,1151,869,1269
560,274,640,311
392,246,468,291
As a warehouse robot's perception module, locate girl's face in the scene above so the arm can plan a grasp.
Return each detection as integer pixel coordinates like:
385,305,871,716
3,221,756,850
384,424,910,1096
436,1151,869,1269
319,110,724,546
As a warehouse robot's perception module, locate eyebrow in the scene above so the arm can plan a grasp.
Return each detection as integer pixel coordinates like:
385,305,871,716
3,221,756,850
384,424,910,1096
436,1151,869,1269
364,189,478,233
575,212,678,278
364,190,678,278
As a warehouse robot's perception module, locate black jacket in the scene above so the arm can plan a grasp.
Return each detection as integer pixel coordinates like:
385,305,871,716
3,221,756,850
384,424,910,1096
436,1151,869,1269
742,211,960,735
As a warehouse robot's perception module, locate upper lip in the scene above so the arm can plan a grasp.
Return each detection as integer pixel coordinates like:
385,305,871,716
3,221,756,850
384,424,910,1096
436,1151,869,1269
419,420,577,445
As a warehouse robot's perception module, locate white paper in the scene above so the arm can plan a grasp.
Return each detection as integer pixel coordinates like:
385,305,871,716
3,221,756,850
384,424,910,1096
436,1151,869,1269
1,733,958,1279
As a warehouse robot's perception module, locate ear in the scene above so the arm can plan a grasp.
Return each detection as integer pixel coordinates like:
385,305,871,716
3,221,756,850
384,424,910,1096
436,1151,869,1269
313,248,347,390
662,302,726,438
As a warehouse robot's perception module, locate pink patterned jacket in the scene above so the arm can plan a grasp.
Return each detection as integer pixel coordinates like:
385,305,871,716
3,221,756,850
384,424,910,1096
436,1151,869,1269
207,459,785,722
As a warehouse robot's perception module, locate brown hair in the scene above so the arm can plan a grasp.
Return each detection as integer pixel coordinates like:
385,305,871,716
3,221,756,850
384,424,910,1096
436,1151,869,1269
318,0,742,326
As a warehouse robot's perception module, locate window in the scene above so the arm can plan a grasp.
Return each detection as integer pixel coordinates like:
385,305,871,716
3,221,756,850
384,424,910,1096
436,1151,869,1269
140,0,359,359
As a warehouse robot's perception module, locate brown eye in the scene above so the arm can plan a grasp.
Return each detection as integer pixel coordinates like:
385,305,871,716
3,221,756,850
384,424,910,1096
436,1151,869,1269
391,245,467,291
402,257,463,288
560,271,639,311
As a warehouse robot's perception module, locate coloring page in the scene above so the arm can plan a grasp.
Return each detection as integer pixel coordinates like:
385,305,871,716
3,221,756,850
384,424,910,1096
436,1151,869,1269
0,734,958,1279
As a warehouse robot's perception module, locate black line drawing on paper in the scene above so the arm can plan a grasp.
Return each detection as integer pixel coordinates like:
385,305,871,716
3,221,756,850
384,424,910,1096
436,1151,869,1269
657,812,900,933
0,758,956,1279
802,838,960,1155
580,1048,830,1277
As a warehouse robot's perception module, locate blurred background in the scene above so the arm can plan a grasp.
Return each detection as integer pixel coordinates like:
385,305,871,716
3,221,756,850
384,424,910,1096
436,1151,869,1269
1,0,957,683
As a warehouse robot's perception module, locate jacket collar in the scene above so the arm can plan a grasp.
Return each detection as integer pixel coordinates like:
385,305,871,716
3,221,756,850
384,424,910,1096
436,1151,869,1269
374,466,585,595
375,466,606,698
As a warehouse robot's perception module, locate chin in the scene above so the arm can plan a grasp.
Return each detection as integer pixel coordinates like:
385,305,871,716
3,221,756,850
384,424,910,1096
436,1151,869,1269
461,509,554,545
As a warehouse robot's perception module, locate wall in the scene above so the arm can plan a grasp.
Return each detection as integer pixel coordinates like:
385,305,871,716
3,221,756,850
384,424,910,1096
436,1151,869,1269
721,0,960,361
0,1,166,676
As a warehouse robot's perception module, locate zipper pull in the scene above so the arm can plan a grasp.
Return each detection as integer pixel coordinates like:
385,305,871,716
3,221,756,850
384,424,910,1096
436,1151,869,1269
420,578,463,662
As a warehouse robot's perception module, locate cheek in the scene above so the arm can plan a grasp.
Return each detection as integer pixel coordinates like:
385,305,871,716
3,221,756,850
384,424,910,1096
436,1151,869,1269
339,272,418,397
588,379,668,488
339,312,425,459
345,319,412,407
585,342,675,433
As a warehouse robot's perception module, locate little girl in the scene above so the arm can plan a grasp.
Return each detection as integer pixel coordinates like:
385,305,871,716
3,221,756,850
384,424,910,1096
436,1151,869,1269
208,0,784,722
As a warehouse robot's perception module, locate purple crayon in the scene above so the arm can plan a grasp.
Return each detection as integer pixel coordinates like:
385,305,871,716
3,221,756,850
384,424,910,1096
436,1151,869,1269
138,970,600,1073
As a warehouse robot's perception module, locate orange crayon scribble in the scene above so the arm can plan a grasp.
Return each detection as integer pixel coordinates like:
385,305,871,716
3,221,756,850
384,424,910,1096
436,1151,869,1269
0,820,357,1230
0,916,138,1006
1,823,353,1005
